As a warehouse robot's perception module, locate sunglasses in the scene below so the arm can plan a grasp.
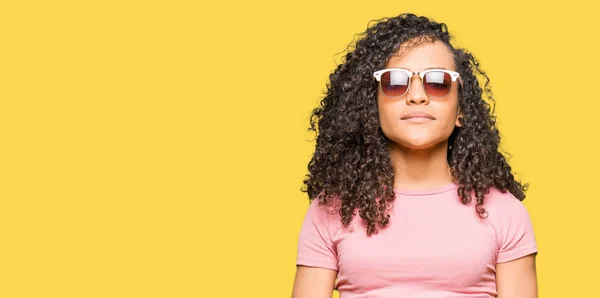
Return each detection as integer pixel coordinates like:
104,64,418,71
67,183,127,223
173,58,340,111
373,68,463,98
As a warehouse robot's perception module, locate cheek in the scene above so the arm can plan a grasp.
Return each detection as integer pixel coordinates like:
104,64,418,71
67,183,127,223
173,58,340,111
438,112,459,135
440,118,453,130
377,100,397,132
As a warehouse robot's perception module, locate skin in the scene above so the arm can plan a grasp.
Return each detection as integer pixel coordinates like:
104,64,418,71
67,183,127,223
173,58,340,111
496,254,538,297
378,39,462,191
291,266,336,298
292,39,537,298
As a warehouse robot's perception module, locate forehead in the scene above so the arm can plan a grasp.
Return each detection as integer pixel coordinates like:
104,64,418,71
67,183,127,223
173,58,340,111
385,39,455,71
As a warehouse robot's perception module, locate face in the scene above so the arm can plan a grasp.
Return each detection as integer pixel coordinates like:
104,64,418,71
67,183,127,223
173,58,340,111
377,39,462,150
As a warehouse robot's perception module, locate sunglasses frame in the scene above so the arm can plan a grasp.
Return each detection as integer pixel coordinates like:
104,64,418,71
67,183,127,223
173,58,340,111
373,68,463,98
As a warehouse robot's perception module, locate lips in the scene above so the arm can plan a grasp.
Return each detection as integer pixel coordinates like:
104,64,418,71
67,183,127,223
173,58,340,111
401,111,435,120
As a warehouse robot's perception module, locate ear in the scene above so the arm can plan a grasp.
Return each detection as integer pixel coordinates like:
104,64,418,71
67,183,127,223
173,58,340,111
455,109,463,127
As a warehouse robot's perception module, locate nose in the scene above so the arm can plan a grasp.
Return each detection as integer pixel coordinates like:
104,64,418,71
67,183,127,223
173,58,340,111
406,76,429,105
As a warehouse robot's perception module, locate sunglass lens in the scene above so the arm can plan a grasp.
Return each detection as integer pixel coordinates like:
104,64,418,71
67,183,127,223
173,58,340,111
380,70,409,96
423,71,452,97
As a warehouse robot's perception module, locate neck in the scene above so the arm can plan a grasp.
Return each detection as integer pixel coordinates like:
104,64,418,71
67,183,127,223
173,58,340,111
390,140,454,190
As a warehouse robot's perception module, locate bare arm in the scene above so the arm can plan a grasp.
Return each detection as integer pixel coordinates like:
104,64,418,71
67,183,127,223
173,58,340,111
496,253,538,298
291,265,337,298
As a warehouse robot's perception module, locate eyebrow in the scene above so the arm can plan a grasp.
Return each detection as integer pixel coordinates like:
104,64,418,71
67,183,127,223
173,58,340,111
423,66,449,71
388,66,452,71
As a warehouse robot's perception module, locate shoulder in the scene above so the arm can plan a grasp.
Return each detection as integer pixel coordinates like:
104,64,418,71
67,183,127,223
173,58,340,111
480,187,535,244
481,188,538,263
481,187,529,220
304,196,344,230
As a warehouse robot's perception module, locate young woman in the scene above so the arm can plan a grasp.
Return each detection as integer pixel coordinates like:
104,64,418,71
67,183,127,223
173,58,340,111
292,13,538,298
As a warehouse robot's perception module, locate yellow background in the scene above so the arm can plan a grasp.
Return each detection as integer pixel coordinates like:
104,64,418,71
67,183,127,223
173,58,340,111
1,0,597,297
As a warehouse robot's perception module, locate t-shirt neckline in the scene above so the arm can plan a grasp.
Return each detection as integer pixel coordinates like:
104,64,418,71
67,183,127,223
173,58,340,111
393,182,458,196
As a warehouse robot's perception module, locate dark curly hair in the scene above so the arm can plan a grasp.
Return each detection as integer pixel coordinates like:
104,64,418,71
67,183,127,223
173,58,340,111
301,13,529,236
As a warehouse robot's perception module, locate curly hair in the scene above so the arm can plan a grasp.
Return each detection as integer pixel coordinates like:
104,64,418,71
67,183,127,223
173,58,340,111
301,13,529,236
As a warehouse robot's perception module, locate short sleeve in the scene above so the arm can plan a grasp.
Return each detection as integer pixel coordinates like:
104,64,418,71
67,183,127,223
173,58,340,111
296,198,339,271
496,199,538,263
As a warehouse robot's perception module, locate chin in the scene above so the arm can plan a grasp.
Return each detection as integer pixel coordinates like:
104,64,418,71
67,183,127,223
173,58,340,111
393,136,443,150
401,143,435,150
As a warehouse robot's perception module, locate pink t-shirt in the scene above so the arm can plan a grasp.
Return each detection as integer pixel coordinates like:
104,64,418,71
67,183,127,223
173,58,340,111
296,182,538,298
